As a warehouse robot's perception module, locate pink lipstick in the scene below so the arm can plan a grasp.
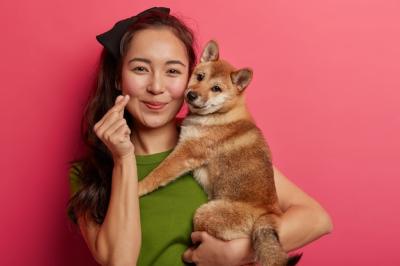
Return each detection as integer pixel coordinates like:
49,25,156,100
143,101,167,110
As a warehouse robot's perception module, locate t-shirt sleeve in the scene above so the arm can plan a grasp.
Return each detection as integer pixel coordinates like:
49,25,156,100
69,163,82,198
67,163,82,222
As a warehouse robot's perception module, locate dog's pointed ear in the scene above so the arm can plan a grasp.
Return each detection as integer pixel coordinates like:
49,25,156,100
231,68,253,92
200,40,219,63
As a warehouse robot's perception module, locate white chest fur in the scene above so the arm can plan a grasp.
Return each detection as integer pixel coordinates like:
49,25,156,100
179,125,203,142
193,166,211,196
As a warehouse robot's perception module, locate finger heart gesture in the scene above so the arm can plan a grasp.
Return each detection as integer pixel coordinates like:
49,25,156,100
94,95,134,160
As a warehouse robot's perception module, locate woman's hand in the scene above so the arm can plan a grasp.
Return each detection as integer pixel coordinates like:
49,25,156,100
182,231,257,266
93,95,134,161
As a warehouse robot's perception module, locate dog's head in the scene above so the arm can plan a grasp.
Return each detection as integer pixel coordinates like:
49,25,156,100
185,40,253,115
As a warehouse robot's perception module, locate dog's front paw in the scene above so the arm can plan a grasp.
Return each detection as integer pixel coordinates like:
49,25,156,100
138,181,148,197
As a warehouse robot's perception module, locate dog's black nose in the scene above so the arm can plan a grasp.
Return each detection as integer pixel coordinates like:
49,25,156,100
186,91,198,102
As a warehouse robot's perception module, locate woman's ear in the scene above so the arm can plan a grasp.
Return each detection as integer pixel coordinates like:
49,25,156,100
230,68,253,92
200,40,219,63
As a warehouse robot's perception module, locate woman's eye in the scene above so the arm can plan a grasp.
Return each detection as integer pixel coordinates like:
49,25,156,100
133,66,147,72
197,73,205,81
167,69,181,74
211,85,222,92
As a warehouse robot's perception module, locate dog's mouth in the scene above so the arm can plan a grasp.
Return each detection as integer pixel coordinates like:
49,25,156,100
188,102,206,109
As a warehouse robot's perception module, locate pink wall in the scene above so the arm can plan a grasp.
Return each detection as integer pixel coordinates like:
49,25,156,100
1,0,399,265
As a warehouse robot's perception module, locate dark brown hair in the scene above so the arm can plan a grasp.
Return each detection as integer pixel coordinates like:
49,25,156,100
67,10,197,224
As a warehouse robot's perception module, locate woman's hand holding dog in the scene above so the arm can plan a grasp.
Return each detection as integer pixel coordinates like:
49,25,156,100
94,95,134,161
183,231,258,266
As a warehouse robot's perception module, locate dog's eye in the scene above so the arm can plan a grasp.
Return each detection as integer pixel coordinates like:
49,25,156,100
211,85,222,93
196,73,205,81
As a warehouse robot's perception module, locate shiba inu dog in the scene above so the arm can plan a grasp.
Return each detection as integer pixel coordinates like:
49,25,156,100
138,40,301,266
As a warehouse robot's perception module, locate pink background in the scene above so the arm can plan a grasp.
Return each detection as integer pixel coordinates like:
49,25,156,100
1,0,399,265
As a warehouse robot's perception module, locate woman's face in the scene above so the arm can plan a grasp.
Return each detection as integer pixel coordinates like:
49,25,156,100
121,27,189,129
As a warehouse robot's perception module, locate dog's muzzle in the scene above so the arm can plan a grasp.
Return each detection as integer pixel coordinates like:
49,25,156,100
186,91,198,102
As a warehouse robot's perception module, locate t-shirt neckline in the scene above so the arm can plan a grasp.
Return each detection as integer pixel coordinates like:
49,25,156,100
135,149,173,165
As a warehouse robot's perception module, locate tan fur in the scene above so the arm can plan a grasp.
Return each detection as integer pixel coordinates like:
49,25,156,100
138,40,297,266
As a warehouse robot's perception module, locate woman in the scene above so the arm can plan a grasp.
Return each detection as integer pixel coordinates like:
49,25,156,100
67,7,333,266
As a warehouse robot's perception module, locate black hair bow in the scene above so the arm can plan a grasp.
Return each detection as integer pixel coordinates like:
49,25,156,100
96,7,170,59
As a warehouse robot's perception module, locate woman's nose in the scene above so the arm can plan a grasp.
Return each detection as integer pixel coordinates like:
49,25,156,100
146,74,164,95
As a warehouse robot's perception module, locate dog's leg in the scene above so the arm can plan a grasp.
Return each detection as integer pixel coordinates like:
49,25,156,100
138,143,206,196
251,213,302,266
193,200,258,241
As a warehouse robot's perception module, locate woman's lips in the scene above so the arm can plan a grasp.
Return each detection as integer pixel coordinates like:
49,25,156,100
143,101,167,110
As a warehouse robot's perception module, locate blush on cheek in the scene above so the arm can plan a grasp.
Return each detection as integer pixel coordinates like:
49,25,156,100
168,80,188,99
121,70,149,97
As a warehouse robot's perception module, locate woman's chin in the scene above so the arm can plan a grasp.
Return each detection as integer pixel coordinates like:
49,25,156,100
141,115,173,129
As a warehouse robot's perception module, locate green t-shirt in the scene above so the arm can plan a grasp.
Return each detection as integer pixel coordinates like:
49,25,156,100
68,150,208,266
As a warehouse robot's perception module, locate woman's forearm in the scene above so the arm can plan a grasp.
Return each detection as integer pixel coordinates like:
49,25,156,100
96,155,141,266
278,204,333,252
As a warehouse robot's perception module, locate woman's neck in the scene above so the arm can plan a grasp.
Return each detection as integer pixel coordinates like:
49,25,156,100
131,120,179,155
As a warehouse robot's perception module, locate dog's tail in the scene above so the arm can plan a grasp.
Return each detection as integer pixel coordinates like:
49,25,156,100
251,214,302,266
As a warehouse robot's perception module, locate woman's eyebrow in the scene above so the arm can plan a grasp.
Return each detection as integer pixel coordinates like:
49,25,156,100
166,60,186,67
128,58,151,64
128,58,185,67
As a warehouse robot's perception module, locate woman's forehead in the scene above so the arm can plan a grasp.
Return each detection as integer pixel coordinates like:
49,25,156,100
125,28,189,64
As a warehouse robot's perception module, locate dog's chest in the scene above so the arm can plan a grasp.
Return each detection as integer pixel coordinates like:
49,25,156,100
179,124,204,142
192,166,211,196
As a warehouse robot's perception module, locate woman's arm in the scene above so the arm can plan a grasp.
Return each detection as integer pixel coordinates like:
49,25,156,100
273,166,333,251
183,166,333,265
78,155,141,266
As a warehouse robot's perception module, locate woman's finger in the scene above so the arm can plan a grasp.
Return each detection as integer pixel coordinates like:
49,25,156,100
111,94,130,116
102,119,128,141
191,231,206,244
118,94,130,116
112,123,132,143
183,231,208,263
104,94,130,122
115,95,124,103
182,247,196,263
100,95,123,121
95,111,122,137
94,95,130,132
